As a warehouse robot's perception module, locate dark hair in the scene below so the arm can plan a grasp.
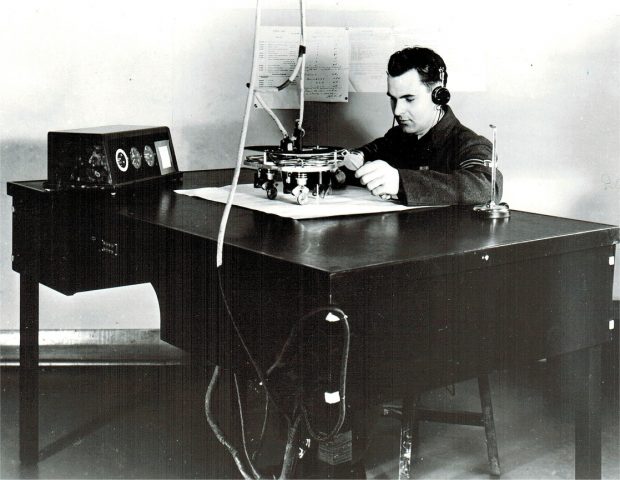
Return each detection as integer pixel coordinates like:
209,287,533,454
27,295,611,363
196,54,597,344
387,46,448,89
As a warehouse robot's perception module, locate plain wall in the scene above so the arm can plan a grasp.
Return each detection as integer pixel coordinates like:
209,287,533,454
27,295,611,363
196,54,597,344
1,0,618,330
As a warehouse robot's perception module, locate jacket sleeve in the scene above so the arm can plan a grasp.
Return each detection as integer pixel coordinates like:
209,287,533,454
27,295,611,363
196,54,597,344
398,166,503,206
398,134,502,206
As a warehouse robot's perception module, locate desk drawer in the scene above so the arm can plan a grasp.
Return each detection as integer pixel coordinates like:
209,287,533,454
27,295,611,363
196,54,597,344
11,191,149,295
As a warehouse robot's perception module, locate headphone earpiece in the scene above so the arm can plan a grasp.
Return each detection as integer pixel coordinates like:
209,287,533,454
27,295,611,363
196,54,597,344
431,67,451,106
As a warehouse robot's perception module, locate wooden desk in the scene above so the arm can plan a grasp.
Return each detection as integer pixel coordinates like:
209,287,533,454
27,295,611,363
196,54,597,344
8,169,619,478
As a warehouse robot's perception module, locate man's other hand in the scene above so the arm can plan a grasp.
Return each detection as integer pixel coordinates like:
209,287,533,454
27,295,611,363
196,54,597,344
355,160,399,197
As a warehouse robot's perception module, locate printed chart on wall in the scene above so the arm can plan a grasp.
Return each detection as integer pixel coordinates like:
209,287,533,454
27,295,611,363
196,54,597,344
256,26,350,108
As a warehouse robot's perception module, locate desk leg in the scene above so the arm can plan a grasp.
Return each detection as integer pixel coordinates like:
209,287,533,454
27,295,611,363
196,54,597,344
574,345,602,480
19,275,39,464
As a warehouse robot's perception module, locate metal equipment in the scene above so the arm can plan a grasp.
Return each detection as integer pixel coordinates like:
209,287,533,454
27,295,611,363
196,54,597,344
45,125,180,191
473,124,510,218
244,145,346,204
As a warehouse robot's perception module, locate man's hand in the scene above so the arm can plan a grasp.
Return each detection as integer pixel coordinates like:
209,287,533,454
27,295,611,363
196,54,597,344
355,160,399,197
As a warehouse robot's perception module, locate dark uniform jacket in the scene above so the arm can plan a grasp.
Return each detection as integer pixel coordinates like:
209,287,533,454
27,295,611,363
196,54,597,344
353,106,502,206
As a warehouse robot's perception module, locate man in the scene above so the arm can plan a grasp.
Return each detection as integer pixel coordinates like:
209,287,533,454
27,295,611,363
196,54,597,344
342,46,502,206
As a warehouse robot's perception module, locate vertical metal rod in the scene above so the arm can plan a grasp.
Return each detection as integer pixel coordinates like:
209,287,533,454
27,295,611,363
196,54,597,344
489,125,497,206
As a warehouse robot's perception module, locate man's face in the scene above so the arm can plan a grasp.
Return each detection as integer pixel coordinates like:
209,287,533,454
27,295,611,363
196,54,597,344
387,69,438,136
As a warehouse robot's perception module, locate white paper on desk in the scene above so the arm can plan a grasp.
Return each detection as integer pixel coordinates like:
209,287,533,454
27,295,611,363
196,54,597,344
174,184,426,220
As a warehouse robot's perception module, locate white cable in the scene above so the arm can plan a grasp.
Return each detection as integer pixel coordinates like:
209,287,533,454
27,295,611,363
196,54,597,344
216,0,262,268
300,0,306,46
278,414,303,479
297,0,307,128
287,55,304,82
204,366,255,480
255,55,301,92
254,92,289,138
234,373,262,479
298,54,306,128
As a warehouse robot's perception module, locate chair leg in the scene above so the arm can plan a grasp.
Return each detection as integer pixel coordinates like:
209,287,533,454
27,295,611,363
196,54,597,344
398,395,417,480
478,375,501,476
398,379,500,478
411,406,420,468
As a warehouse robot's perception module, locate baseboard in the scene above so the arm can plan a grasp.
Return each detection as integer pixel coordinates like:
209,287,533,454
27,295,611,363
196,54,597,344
0,329,186,366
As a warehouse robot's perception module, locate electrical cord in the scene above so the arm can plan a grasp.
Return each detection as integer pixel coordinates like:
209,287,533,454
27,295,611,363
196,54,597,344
205,365,256,480
295,0,307,141
254,92,289,138
217,0,307,267
216,0,262,268
211,0,350,475
234,373,262,479
278,414,303,479
212,269,352,476
217,267,291,424
264,306,351,443
299,308,350,442
275,44,306,91
251,389,270,461
217,268,351,440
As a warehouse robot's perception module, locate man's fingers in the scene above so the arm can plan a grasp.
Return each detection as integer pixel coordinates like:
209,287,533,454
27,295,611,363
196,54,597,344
355,160,399,196
366,177,385,192
358,169,382,186
359,172,382,187
355,161,378,178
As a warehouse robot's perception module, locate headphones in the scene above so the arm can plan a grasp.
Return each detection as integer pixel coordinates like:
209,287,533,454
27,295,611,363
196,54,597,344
431,66,451,106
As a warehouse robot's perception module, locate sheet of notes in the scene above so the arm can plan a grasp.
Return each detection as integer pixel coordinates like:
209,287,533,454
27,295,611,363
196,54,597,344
257,26,349,108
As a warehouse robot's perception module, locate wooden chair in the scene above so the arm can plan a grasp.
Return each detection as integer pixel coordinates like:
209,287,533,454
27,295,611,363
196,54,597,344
383,375,501,479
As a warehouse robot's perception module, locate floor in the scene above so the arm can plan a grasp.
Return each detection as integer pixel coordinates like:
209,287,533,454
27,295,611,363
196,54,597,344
1,360,618,479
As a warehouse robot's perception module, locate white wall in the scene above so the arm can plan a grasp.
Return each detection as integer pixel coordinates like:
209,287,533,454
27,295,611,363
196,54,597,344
1,0,618,330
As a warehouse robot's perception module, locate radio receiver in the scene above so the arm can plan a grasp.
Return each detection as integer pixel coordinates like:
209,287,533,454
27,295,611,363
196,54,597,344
46,125,180,190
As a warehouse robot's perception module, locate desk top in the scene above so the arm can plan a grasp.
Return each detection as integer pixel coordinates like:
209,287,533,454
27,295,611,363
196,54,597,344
9,170,619,275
